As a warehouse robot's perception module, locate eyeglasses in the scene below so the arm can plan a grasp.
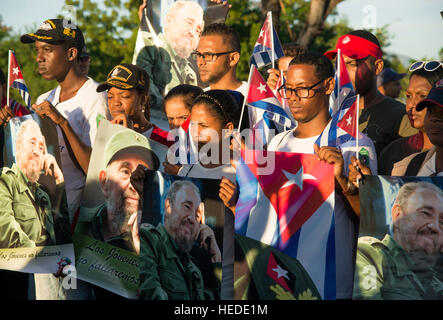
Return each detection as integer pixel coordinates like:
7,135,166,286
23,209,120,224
277,78,325,99
191,50,237,62
409,60,443,72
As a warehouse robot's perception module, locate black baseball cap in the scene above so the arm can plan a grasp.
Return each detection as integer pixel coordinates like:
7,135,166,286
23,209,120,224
376,68,406,87
20,18,85,50
416,78,443,111
96,63,149,93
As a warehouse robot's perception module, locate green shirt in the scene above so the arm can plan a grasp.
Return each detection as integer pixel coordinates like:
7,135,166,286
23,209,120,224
136,33,198,110
139,223,205,300
0,164,70,248
353,234,443,300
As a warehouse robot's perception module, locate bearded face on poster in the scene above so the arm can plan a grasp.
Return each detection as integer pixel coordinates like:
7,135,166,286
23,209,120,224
163,1,204,59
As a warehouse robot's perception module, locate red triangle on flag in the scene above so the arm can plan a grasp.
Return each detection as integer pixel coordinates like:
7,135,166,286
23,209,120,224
9,51,25,86
337,99,357,138
242,149,334,243
247,65,275,104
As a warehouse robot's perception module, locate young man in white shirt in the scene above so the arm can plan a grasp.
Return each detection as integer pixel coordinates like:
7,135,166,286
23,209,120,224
267,51,378,299
20,18,110,300
21,19,110,220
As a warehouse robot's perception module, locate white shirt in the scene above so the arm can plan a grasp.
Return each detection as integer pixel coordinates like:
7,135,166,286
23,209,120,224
267,128,378,299
417,153,443,176
36,78,110,219
178,162,236,183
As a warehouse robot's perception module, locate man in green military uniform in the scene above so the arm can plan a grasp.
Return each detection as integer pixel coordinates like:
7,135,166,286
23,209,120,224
135,0,204,110
76,128,160,253
0,119,70,248
354,181,443,299
139,180,222,300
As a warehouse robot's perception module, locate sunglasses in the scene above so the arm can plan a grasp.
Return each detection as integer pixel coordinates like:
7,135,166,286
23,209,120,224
409,60,443,72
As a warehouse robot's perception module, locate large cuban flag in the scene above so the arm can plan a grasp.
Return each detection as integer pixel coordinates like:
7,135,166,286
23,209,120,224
235,149,336,299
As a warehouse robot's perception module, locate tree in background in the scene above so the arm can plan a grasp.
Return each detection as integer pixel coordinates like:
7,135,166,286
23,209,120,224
0,0,426,105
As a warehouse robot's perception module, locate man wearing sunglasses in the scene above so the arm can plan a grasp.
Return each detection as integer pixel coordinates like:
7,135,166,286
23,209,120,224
268,50,378,299
325,30,417,158
193,23,247,97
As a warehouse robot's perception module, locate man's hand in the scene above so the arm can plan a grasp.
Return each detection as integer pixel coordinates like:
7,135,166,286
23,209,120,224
209,0,232,8
219,177,238,214
314,144,348,191
33,101,66,126
195,224,221,263
0,106,15,127
267,68,281,90
128,212,141,255
348,156,372,187
138,0,147,22
42,153,64,184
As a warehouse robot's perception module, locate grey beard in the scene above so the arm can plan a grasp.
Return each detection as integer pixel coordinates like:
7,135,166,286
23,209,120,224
106,196,132,237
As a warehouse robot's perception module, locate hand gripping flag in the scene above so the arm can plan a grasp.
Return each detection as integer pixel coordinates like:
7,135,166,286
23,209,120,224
8,50,32,111
235,149,336,299
249,12,284,68
329,49,355,116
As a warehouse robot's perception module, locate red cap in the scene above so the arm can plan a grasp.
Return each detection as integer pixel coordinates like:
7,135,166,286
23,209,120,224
324,34,382,60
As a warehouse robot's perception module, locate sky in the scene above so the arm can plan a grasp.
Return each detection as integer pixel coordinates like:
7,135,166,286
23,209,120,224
1,0,441,62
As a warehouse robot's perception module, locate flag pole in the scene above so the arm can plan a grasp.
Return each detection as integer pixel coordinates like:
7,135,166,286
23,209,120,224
238,66,253,133
269,12,275,70
336,49,341,114
7,50,11,108
356,94,361,185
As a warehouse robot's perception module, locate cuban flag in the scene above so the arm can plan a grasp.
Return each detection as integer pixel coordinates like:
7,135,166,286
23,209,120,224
244,65,293,147
250,12,284,68
315,95,359,148
8,50,32,111
235,149,336,299
273,70,296,129
329,49,355,116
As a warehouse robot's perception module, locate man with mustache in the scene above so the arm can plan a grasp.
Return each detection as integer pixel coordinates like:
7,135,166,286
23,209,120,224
139,180,221,300
136,0,204,110
76,129,160,253
0,119,69,248
354,181,443,299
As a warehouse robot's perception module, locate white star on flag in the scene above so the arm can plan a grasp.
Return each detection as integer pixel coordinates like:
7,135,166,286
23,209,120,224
272,264,290,280
259,29,264,39
346,115,352,126
257,82,267,94
281,166,317,191
12,67,19,75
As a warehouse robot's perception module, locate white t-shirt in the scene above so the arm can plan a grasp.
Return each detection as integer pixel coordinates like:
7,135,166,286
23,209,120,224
36,78,110,219
267,128,378,299
178,162,235,300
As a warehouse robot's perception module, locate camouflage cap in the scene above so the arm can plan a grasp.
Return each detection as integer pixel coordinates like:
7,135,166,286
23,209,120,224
103,129,160,170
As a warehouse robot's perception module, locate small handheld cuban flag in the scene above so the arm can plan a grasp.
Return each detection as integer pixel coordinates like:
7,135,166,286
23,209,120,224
250,11,284,69
329,48,355,116
8,50,32,112
246,65,293,128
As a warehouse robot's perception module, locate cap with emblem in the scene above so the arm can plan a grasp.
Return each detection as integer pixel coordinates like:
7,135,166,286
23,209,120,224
96,63,149,93
324,31,382,61
20,18,85,50
416,78,443,111
103,128,159,170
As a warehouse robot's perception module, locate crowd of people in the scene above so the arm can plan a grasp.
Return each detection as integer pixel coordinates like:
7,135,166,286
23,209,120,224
0,0,442,301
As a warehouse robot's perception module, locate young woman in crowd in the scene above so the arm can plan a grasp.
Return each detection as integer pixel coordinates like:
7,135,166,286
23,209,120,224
378,63,443,174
